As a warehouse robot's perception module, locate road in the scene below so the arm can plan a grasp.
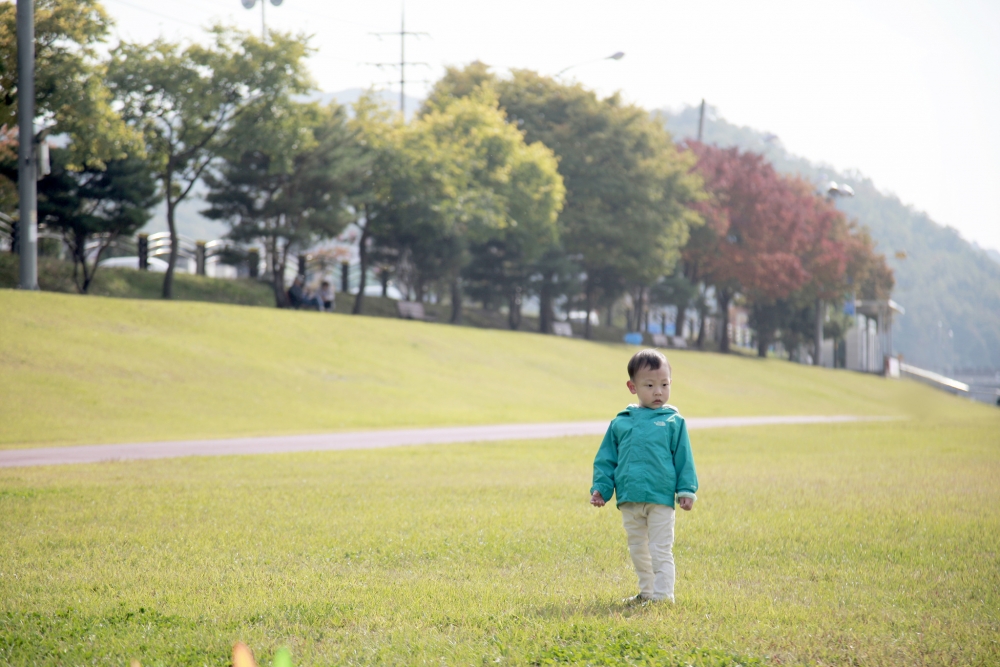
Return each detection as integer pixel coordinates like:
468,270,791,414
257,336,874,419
0,415,873,468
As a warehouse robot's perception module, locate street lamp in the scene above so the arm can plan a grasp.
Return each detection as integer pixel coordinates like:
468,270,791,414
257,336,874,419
827,181,854,198
556,51,625,78
241,0,283,40
815,181,855,366
16,0,37,290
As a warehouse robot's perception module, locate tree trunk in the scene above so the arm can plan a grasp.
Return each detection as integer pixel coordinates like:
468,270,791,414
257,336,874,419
584,278,594,340
635,287,646,333
508,285,522,330
757,330,769,358
450,275,462,324
81,237,109,295
718,289,732,353
162,192,177,299
352,218,369,315
814,298,824,366
271,237,290,308
696,307,706,349
71,228,86,294
380,269,389,297
538,270,553,334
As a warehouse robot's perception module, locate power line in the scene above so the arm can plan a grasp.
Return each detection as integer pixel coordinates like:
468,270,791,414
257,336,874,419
366,7,428,116
103,0,203,28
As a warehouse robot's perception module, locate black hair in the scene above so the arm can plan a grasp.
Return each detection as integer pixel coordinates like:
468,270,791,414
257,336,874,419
627,348,671,380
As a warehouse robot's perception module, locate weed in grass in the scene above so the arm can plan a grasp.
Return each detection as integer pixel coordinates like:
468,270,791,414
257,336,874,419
1,414,998,666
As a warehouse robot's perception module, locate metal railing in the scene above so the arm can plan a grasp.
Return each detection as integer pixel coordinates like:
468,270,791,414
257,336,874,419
900,363,970,395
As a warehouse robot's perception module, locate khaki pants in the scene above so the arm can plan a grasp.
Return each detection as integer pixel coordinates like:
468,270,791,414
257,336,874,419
620,502,675,601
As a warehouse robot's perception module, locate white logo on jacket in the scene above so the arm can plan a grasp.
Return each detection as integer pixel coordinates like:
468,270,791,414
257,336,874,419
654,421,666,426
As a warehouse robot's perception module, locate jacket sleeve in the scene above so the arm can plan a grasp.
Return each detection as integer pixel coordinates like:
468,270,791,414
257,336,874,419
671,418,699,501
591,421,618,502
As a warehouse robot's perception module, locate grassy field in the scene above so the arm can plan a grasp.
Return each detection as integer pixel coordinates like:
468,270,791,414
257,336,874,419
0,290,966,449
0,254,631,343
1,290,998,665
1,410,998,666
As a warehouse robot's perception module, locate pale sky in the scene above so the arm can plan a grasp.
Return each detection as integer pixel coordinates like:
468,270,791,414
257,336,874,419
103,0,1000,253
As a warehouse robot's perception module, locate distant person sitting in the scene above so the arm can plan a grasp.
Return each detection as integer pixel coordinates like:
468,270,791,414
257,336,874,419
319,280,335,313
287,275,323,310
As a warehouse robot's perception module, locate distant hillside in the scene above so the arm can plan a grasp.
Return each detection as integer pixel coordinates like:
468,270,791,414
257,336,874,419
658,105,1000,373
974,242,1000,266
310,88,423,121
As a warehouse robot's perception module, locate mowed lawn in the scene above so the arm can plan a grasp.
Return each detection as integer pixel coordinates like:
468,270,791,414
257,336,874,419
1,410,998,666
0,290,954,448
2,290,999,665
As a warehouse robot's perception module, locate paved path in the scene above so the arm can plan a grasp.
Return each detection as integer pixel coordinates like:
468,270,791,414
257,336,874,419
0,415,872,468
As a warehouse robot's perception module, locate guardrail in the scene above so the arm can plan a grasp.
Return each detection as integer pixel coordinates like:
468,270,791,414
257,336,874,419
3,224,371,289
900,363,970,395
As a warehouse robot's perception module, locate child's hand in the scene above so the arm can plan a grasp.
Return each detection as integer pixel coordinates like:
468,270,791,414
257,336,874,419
677,496,694,511
590,491,606,507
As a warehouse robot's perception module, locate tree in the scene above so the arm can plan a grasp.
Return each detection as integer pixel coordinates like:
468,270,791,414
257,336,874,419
202,100,366,307
362,87,563,326
684,143,813,353
0,146,159,292
107,27,312,299
347,93,401,316
0,0,138,170
482,68,701,338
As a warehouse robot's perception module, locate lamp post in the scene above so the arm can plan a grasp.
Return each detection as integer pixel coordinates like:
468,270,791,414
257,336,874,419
556,51,624,78
816,181,855,366
241,0,283,40
16,0,37,290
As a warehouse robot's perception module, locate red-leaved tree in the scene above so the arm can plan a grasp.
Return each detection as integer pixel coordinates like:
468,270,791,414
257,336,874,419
683,143,811,352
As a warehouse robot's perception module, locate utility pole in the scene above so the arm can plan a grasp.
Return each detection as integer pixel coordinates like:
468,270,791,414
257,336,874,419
16,0,37,290
369,7,428,117
697,99,706,143
241,0,283,41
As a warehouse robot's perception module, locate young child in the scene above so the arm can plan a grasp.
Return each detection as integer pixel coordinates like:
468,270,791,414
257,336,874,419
590,349,698,604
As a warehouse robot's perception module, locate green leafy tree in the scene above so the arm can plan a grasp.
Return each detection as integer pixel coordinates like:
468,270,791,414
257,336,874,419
202,100,367,307
0,0,138,168
428,95,565,328
429,66,702,338
346,93,399,316
107,27,312,299
23,147,158,293
363,88,563,326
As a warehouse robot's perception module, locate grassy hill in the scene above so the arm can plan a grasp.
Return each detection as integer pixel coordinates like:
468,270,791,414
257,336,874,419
2,291,998,666
658,105,1000,373
0,290,989,449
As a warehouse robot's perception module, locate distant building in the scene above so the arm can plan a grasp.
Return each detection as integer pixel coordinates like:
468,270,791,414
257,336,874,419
843,299,905,374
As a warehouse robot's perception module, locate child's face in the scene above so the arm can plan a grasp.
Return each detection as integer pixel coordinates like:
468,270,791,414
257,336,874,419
627,365,671,409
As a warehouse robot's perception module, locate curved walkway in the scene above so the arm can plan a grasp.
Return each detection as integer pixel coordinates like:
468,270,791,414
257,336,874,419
0,415,876,468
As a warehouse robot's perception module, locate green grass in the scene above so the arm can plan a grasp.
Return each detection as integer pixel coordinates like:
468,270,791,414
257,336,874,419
1,412,997,666
2,288,998,665
0,253,632,342
0,290,979,449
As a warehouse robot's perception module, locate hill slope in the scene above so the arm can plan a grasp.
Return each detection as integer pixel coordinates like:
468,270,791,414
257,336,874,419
1,291,988,449
659,106,1000,373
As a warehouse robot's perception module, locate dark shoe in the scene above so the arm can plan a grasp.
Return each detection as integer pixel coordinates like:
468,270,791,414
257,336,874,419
621,594,650,606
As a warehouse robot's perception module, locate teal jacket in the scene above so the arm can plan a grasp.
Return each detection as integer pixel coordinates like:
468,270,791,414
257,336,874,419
591,404,699,508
